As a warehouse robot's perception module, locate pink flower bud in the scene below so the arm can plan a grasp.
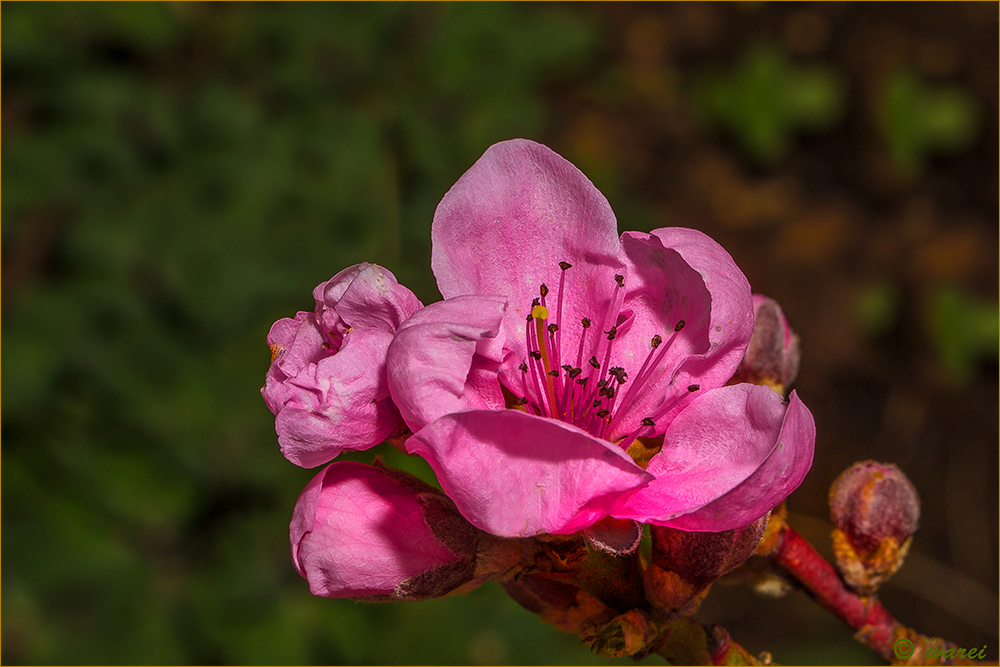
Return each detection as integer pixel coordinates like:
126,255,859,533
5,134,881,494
290,460,476,600
730,294,801,394
829,461,920,594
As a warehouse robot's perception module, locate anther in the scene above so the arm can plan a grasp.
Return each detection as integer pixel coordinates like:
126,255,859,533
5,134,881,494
582,318,592,328
588,356,600,369
529,351,542,360
519,362,528,373
559,261,572,271
614,274,624,288
547,323,559,334
651,335,663,348
539,284,549,298
609,367,628,384
641,417,656,427
687,384,700,392
605,326,617,340
547,370,559,377
568,367,582,379
596,409,610,418
675,320,686,332
532,298,540,308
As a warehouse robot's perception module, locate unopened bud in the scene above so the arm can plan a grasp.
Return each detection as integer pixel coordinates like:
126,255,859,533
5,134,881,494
291,460,518,601
829,461,920,595
645,517,767,612
730,295,800,394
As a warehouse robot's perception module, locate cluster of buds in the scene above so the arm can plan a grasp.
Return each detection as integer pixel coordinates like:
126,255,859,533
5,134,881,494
829,461,920,595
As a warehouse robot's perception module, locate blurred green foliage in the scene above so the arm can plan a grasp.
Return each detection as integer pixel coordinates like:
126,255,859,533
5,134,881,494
693,45,845,164
3,3,623,664
926,286,999,385
880,68,980,179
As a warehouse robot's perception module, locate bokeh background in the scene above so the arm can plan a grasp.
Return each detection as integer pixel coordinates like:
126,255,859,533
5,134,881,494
3,3,997,664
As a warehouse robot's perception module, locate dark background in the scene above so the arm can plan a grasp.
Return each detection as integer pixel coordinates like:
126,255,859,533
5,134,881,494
3,3,997,664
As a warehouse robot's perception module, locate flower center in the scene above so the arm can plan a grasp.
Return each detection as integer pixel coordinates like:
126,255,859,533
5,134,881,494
514,262,699,449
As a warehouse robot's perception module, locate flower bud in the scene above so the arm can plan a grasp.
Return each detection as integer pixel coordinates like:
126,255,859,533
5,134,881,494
645,517,767,613
291,460,491,601
730,294,801,394
829,461,920,595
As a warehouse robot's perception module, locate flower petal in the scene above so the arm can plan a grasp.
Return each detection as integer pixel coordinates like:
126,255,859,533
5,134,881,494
387,296,508,432
648,227,754,391
291,462,463,598
321,263,423,334
275,328,401,468
614,384,813,531
405,409,652,537
605,231,715,439
661,390,815,531
432,139,626,370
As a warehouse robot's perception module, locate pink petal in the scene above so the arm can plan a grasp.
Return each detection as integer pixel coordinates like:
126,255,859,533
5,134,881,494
614,384,814,531
648,228,754,391
603,231,715,439
275,328,401,468
328,264,422,333
291,462,461,598
405,409,652,537
661,390,815,531
431,139,626,369
387,296,508,432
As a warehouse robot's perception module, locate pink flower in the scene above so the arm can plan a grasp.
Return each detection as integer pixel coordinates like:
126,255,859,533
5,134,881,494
263,263,422,468
386,139,815,537
291,460,477,599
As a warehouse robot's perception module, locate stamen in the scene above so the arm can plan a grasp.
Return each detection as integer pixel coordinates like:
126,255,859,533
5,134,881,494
645,383,701,425
607,322,687,435
532,304,560,418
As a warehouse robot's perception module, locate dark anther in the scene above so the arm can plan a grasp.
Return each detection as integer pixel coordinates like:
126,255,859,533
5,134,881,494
547,370,559,377
589,356,600,369
597,379,608,388
529,351,542,360
597,409,610,418
614,274,624,287
609,367,628,384
519,362,528,373
605,326,617,340
526,313,534,322
518,396,529,405
582,317,592,328
675,320,686,332
592,400,602,408
562,364,573,372
532,297,541,308
576,377,589,385
651,334,663,348
559,261,572,271
547,323,559,333
605,386,615,399
641,417,656,427
568,367,583,379
687,384,700,392
539,284,549,298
